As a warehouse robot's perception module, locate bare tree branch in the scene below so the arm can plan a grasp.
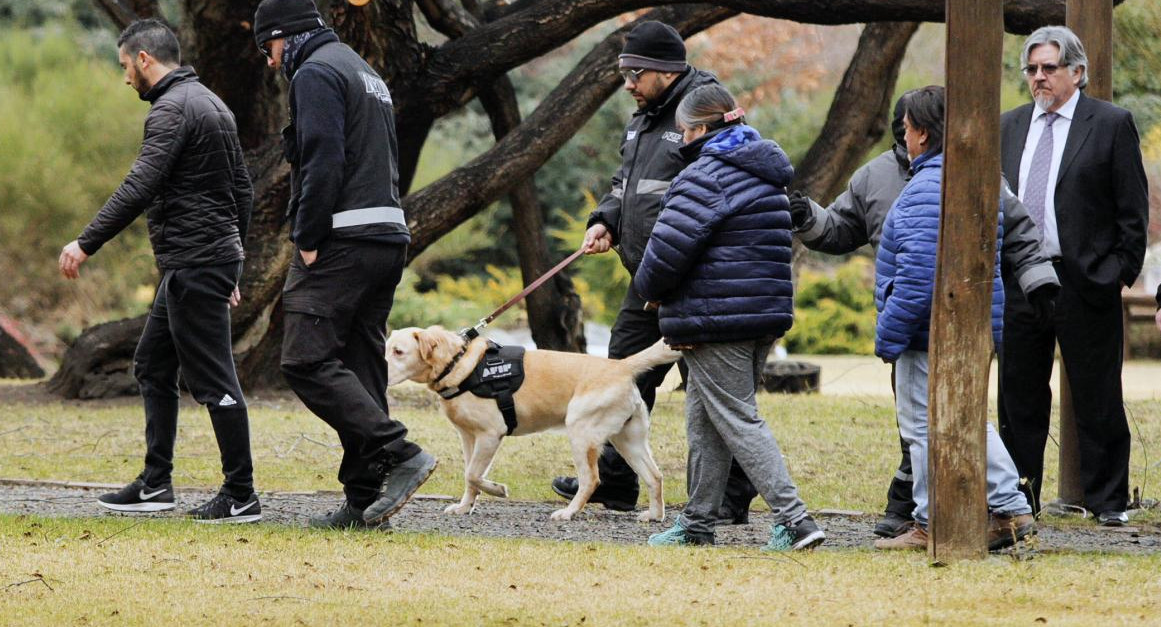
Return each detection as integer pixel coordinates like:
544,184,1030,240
403,4,737,259
417,0,482,38
793,21,920,202
431,0,1085,96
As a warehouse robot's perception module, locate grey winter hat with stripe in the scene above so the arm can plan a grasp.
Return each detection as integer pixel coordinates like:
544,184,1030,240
618,21,688,73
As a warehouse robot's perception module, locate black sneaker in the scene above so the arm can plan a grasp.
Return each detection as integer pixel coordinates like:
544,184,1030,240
187,492,262,524
1097,510,1129,527
873,512,915,538
309,501,390,530
364,451,438,524
716,501,751,526
763,514,826,552
97,478,175,513
551,476,638,512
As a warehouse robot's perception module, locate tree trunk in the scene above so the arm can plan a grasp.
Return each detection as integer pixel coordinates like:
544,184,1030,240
793,21,919,202
56,0,1079,398
477,78,586,352
0,316,45,379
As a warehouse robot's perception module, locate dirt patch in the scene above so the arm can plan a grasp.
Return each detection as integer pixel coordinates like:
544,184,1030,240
2,482,1158,555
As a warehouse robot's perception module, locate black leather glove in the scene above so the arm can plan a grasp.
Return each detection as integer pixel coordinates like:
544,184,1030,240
1027,283,1059,326
788,191,812,230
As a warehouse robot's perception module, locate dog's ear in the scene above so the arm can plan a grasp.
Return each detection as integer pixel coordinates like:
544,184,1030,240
416,328,441,363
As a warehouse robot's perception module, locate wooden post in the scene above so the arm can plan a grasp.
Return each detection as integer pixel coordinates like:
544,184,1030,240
928,0,1004,562
1057,0,1114,508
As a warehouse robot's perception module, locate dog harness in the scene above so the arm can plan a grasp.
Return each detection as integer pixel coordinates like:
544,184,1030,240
437,341,526,436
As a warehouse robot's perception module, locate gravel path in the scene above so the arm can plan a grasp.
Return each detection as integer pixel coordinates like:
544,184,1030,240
2,481,1159,555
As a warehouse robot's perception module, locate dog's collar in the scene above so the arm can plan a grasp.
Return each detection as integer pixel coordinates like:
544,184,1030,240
432,338,471,393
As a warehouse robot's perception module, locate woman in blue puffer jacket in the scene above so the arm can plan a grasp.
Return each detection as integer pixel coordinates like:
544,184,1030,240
872,86,1035,551
634,84,824,552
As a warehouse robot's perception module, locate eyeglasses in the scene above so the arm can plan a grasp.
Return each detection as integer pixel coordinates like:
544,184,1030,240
1022,63,1061,77
619,68,648,84
258,42,272,58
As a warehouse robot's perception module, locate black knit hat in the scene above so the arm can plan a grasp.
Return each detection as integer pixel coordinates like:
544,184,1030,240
253,0,326,47
618,21,687,73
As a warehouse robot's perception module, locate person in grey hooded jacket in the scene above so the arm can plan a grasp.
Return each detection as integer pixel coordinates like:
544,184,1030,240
788,92,1059,539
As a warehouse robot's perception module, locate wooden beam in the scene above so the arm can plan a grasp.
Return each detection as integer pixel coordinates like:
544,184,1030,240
1055,0,1114,510
928,0,1004,562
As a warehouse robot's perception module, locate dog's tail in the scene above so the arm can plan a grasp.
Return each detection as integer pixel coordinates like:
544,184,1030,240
620,339,682,377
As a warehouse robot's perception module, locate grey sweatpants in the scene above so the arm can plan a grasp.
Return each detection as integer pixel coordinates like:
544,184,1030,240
680,339,808,535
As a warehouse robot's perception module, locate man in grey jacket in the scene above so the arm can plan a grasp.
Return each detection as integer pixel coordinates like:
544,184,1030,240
59,19,259,523
551,21,756,521
789,93,1059,538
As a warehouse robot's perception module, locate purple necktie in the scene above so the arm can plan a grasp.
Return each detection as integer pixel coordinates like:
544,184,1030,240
1022,112,1059,237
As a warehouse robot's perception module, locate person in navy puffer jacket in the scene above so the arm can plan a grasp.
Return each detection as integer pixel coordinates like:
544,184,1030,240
872,86,1035,552
635,85,824,552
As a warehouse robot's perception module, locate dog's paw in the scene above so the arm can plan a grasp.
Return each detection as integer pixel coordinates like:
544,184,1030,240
478,482,508,498
443,502,475,515
637,509,664,523
549,508,575,521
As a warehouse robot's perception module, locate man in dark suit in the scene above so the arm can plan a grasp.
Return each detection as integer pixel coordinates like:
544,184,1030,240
998,26,1149,526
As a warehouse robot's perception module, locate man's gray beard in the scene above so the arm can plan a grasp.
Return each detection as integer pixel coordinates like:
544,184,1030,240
1034,94,1057,111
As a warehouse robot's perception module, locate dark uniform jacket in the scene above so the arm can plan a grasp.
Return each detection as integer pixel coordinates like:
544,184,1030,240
588,67,718,274
283,31,409,252
78,67,251,269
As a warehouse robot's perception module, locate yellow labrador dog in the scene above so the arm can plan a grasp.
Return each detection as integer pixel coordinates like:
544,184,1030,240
386,325,678,522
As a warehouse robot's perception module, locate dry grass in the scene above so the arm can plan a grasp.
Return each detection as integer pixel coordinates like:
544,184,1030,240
1,387,1160,520
2,515,1160,625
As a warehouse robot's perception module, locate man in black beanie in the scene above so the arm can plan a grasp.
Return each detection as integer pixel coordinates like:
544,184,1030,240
254,0,436,529
550,20,758,522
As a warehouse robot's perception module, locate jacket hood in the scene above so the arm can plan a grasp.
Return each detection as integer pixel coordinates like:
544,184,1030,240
698,125,794,187
142,66,197,103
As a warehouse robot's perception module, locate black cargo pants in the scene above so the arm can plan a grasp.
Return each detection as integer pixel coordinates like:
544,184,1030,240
280,239,422,509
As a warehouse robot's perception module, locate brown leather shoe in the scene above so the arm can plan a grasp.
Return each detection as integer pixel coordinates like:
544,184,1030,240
873,524,928,550
988,513,1036,551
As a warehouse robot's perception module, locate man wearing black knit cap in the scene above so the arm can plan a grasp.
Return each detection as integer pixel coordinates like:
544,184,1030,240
254,0,436,529
550,20,758,521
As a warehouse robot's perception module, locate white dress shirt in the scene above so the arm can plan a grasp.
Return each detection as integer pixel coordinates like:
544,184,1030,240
1017,88,1081,259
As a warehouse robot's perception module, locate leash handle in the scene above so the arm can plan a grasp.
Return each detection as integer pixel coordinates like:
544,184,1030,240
459,246,586,339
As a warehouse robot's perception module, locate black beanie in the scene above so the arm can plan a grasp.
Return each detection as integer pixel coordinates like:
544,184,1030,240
253,0,326,47
619,21,687,73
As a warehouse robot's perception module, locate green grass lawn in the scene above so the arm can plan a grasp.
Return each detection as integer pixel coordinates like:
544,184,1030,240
3,516,1161,625
2,387,1160,624
2,385,1159,517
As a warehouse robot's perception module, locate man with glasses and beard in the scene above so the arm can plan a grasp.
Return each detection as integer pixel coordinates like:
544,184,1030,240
549,21,757,523
998,25,1149,527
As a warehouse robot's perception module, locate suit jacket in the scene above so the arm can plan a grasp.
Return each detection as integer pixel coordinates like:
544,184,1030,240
1000,93,1149,305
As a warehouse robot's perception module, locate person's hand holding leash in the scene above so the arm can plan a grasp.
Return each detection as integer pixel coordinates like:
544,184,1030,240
59,240,89,280
583,223,612,255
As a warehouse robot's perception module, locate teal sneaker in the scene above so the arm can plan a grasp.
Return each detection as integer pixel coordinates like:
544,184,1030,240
763,514,825,552
647,520,714,546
